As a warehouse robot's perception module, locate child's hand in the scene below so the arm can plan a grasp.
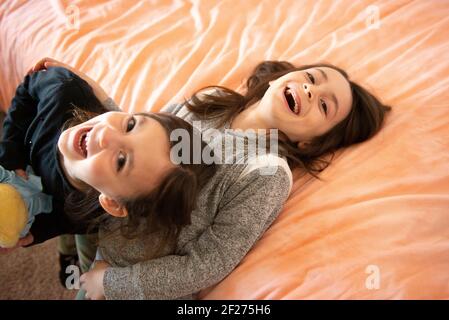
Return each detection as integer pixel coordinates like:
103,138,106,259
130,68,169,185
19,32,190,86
80,260,110,300
27,57,73,75
15,169,28,180
0,233,34,254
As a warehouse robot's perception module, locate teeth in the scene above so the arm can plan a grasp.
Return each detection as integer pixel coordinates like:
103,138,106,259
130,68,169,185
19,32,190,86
78,133,84,149
285,87,299,115
291,92,299,115
78,131,88,157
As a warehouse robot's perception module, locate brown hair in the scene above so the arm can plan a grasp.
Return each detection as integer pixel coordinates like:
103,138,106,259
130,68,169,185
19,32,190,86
63,108,216,256
185,60,392,177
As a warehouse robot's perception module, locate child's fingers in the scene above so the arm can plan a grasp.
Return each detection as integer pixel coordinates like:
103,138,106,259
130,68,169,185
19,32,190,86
15,169,28,180
17,233,34,247
14,234,34,248
27,57,57,75
44,61,59,68
0,234,33,254
27,60,44,75
45,60,71,71
32,58,47,72
0,247,12,254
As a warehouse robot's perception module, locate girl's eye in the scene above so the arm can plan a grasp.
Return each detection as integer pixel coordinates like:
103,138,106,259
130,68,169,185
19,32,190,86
117,152,126,172
306,72,315,84
126,116,136,132
320,99,328,116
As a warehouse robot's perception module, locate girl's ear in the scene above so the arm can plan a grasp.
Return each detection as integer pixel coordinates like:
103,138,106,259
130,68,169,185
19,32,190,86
99,194,128,218
297,141,310,149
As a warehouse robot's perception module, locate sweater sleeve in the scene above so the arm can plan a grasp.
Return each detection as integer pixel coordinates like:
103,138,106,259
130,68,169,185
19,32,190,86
102,165,291,299
102,97,121,111
159,103,184,114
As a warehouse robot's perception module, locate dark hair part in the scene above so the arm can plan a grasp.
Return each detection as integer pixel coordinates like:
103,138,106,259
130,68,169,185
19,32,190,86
185,60,391,177
63,108,216,257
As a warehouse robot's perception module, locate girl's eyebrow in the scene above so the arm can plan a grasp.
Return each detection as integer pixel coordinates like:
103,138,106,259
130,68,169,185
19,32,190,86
124,115,147,177
317,68,328,81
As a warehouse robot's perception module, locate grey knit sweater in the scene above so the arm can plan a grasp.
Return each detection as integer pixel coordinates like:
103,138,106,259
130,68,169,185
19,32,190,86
99,102,293,299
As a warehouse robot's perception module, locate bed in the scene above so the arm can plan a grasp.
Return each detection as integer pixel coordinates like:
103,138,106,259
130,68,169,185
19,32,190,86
1,0,448,299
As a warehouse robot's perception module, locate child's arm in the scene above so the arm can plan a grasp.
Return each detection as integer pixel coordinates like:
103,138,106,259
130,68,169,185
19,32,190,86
0,72,44,170
0,233,33,254
1,69,67,169
100,166,291,299
29,58,120,111
0,66,111,171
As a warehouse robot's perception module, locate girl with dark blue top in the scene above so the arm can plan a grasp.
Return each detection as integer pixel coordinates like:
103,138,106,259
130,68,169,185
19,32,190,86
0,67,215,254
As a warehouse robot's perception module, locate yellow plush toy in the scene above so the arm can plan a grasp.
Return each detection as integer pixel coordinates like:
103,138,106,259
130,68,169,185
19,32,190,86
0,184,28,248
0,165,52,248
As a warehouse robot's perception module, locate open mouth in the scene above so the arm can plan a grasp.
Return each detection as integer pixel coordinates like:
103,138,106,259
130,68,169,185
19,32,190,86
74,127,92,158
283,86,301,115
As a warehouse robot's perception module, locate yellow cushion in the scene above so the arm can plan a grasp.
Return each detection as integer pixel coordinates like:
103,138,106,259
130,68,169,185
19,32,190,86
0,184,27,248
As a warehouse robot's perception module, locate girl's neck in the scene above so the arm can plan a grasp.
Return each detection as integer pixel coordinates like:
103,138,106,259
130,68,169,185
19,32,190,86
229,102,269,132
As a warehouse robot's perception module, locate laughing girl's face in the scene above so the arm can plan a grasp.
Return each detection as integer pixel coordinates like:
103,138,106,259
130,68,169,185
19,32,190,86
258,67,353,144
58,112,174,202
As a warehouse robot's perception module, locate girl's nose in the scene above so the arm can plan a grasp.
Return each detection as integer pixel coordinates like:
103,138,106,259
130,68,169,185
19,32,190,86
98,126,119,149
303,83,313,100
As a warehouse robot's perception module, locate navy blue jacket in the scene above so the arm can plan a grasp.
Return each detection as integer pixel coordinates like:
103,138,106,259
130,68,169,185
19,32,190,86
0,67,107,245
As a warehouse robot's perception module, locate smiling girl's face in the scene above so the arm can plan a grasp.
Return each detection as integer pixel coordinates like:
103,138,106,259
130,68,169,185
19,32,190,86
58,112,174,204
258,67,353,143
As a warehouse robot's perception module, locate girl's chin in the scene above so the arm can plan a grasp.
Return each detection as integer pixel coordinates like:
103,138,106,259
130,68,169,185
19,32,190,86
57,134,67,156
58,130,77,161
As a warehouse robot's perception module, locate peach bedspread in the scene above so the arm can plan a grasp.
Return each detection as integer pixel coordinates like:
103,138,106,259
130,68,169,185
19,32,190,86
1,0,448,299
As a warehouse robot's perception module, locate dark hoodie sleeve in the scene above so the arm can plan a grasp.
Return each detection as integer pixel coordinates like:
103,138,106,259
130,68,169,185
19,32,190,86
0,67,103,170
0,72,40,170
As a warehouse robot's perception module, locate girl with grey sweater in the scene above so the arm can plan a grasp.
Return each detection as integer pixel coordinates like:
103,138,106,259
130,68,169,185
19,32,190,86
31,58,391,299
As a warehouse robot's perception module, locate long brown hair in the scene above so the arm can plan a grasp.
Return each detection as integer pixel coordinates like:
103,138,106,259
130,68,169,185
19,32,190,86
185,61,391,177
63,107,216,256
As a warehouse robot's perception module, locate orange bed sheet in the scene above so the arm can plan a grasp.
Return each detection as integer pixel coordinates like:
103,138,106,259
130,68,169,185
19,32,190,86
1,0,448,299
